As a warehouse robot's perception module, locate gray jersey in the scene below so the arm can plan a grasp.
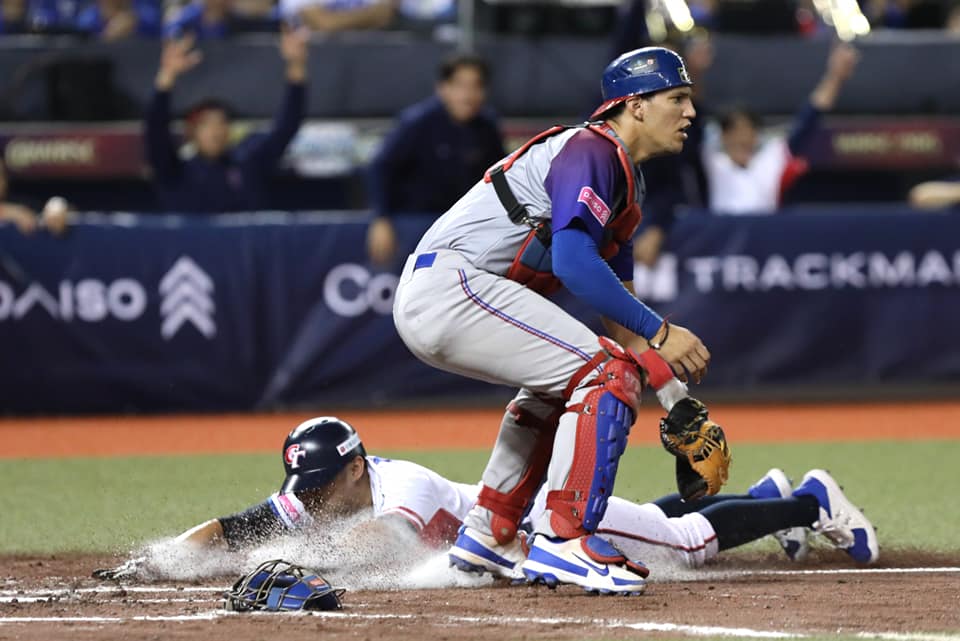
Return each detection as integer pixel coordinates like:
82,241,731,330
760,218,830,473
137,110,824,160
415,126,644,280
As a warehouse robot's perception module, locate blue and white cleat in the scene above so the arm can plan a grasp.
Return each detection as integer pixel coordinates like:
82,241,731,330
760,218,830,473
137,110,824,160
792,469,879,564
519,534,648,595
448,525,526,580
748,468,810,561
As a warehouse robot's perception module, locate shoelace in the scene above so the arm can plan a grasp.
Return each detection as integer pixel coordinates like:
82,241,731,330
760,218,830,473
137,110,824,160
813,513,855,548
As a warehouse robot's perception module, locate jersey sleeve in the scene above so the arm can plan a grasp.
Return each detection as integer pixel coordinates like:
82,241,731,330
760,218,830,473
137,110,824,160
217,492,314,549
606,239,635,282
544,131,625,247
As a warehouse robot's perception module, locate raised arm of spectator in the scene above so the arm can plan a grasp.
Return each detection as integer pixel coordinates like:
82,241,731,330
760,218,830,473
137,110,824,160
298,0,396,32
247,26,310,170
145,37,203,182
787,43,860,156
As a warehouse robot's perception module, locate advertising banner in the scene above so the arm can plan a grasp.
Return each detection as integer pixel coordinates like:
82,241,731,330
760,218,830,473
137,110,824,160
2,210,958,414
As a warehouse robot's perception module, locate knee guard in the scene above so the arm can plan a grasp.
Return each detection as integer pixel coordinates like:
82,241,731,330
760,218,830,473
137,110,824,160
477,399,563,544
546,338,645,539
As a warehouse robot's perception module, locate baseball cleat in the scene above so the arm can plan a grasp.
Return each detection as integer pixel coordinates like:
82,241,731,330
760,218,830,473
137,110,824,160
747,468,810,561
519,534,648,595
792,469,879,564
448,525,526,580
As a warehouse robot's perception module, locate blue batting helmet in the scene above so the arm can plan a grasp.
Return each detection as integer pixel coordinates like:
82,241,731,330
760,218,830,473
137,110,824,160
590,47,693,120
279,417,366,494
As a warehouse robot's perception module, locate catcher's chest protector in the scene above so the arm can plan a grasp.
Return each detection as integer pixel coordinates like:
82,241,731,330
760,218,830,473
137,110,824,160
484,124,643,295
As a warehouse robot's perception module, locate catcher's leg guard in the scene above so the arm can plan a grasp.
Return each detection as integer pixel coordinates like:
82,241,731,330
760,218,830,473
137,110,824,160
465,393,564,543
542,338,645,539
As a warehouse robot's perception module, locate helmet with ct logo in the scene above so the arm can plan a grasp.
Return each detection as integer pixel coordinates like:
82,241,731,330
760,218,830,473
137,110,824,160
280,417,366,494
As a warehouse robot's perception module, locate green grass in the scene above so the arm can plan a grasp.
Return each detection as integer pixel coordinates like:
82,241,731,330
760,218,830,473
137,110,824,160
2,440,959,554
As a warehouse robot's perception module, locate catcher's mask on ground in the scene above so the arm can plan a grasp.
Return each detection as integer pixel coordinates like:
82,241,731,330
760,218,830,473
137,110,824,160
224,559,344,612
280,416,367,494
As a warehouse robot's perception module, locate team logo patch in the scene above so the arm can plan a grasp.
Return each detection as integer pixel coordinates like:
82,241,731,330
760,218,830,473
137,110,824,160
577,186,612,226
337,433,361,456
678,65,691,83
627,57,658,74
284,443,308,469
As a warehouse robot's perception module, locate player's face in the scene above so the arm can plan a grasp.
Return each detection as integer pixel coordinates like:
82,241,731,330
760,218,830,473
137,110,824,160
643,87,696,155
298,458,368,519
190,109,231,159
438,65,487,124
721,115,758,168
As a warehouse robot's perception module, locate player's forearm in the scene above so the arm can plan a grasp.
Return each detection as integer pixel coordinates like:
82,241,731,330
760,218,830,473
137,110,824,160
143,90,181,178
809,74,845,111
553,228,663,339
174,519,228,549
286,61,307,84
909,182,960,209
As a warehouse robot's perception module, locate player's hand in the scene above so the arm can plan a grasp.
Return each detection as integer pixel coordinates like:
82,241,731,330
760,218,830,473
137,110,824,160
155,35,203,91
367,217,397,266
92,556,147,581
40,197,70,236
279,24,310,82
650,322,709,384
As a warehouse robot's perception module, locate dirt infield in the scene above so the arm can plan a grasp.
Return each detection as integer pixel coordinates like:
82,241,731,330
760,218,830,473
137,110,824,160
2,552,959,640
3,400,960,458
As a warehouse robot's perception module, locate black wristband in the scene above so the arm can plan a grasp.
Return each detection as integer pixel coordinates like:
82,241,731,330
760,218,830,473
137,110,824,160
647,321,670,350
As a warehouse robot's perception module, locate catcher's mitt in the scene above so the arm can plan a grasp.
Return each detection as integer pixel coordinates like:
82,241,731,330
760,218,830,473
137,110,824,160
660,397,731,501
224,559,344,612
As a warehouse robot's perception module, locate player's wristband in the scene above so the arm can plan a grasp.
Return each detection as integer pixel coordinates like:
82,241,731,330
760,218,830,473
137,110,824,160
635,348,674,390
647,321,670,350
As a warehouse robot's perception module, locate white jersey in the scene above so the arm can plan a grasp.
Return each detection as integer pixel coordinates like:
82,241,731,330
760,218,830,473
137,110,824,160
366,455,480,546
703,134,789,215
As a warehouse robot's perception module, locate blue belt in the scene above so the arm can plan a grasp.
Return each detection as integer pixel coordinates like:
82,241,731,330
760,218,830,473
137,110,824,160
413,252,437,271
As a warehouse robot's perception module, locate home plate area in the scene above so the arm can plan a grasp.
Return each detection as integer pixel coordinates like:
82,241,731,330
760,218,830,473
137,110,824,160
1,553,959,641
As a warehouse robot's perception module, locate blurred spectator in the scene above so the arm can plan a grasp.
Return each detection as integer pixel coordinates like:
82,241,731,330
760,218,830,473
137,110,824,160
279,0,397,32
0,0,29,33
703,42,860,215
950,2,960,31
75,0,162,40
631,32,714,267
1,0,85,33
0,159,37,235
908,176,960,210
863,0,952,29
366,54,504,265
0,159,71,235
144,29,308,213
164,0,242,38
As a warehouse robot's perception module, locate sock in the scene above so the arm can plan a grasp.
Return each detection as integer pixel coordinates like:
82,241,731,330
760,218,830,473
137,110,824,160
653,493,752,518
702,496,820,551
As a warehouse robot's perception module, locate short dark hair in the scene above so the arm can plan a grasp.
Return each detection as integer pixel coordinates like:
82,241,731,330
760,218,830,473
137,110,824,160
437,54,490,85
184,98,233,124
598,101,627,121
718,105,762,132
